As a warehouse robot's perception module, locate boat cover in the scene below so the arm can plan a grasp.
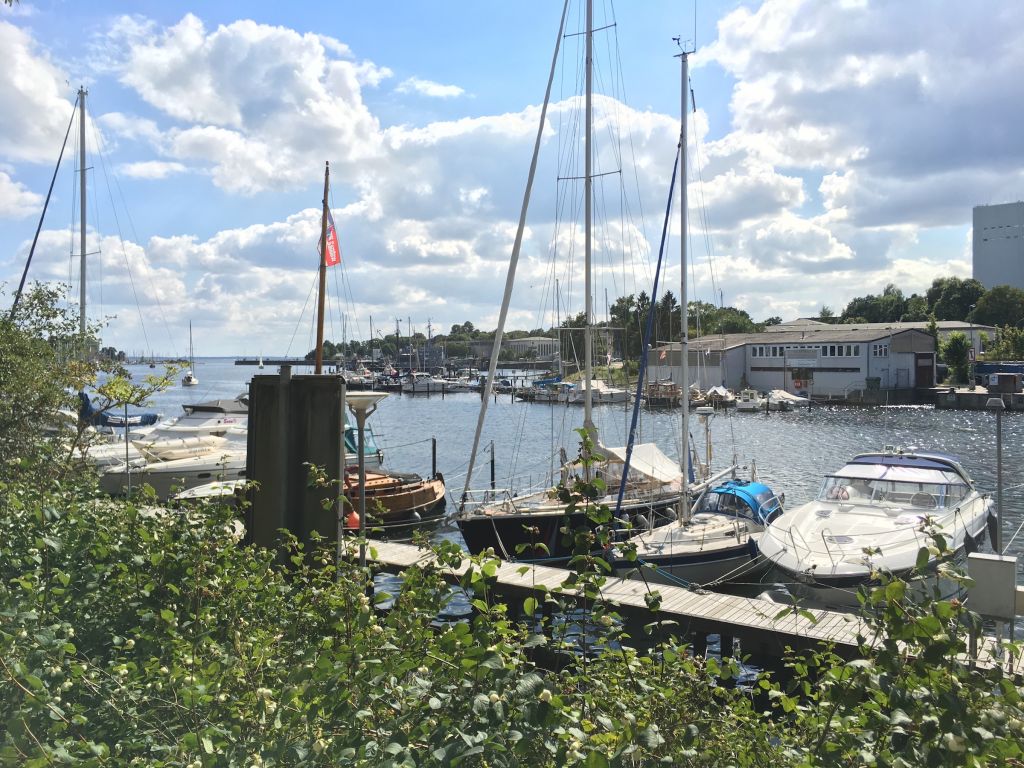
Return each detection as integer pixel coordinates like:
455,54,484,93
833,464,964,485
600,443,682,483
78,392,159,428
706,385,731,397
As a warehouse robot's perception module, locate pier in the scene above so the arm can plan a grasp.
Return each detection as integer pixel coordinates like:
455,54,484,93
363,539,1023,673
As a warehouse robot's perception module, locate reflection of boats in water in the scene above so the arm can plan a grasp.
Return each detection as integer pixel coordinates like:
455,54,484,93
758,447,995,609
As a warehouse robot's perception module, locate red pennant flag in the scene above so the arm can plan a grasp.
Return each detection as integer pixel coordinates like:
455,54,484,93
324,209,341,267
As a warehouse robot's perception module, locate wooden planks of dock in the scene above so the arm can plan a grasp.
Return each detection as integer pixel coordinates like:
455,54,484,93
361,539,1020,673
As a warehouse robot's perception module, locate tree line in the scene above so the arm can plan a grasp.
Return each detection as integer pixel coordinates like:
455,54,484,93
311,276,1024,364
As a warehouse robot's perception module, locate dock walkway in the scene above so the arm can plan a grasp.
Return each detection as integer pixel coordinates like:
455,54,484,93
364,539,1021,673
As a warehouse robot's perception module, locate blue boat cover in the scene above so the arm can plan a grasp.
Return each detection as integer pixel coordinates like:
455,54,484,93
78,391,160,428
706,479,782,523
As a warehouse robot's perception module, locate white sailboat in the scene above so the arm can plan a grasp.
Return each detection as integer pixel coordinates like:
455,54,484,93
456,1,690,560
182,321,198,387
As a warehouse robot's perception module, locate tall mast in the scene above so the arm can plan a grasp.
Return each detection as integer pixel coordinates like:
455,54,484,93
78,86,88,335
315,161,329,374
583,0,595,439
679,50,690,517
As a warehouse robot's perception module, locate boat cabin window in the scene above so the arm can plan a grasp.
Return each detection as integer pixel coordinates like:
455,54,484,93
696,492,751,518
819,476,968,509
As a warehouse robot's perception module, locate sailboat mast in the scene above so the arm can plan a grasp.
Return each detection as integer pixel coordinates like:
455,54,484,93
679,50,691,517
583,0,595,439
315,161,330,375
78,86,88,335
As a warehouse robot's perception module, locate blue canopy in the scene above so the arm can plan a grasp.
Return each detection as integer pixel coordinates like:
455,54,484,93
78,392,159,429
701,479,782,524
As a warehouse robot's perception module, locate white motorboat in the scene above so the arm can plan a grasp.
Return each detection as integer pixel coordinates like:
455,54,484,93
766,389,805,411
758,447,995,609
100,446,246,499
560,379,629,405
735,388,766,412
401,372,448,394
83,394,249,468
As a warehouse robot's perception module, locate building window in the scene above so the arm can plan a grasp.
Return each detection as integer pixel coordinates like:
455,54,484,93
872,343,888,358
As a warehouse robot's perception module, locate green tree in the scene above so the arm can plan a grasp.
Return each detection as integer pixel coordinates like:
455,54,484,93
940,331,971,383
981,326,1024,360
969,284,1024,327
818,305,835,321
931,277,985,320
902,294,929,321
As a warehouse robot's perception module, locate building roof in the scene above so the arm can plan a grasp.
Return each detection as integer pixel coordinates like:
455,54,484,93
653,325,932,353
768,319,995,334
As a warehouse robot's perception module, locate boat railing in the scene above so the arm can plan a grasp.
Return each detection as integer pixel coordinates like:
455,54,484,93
819,527,839,567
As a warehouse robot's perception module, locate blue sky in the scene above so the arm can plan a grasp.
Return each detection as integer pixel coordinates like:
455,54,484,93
2,1,1022,356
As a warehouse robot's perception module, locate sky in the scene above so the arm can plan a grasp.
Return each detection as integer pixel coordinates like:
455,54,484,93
1,0,1022,357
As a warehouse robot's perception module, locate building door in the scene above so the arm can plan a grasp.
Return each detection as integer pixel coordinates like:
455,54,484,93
915,353,935,388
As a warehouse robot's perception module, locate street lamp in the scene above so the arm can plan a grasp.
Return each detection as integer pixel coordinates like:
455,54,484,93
985,396,1005,554
346,391,388,567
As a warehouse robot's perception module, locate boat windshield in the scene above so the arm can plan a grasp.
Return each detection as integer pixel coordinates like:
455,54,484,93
695,491,752,518
818,475,969,509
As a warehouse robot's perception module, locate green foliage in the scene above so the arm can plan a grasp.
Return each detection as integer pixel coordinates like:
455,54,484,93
970,285,1024,328
940,331,972,383
981,326,1024,361
929,277,986,321
3,334,1022,765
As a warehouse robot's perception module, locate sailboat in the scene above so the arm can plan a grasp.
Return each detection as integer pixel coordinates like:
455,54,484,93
610,50,787,589
311,162,446,532
182,322,198,387
455,2,697,561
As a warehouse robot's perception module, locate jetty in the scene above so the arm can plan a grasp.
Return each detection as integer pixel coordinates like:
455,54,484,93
362,539,1023,673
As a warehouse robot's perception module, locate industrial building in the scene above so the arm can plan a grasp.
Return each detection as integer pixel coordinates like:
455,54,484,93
973,201,1024,290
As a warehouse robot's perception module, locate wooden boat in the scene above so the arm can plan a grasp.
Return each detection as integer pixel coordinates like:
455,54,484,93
345,469,446,529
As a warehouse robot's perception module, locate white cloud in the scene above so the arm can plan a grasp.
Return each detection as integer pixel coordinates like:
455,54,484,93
119,161,187,179
99,13,387,195
0,170,42,218
396,77,465,99
0,21,75,164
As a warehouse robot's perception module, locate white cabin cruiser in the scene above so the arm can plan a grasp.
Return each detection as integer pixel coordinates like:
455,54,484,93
758,447,995,609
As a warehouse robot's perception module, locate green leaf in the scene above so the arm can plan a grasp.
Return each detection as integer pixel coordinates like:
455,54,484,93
523,597,537,615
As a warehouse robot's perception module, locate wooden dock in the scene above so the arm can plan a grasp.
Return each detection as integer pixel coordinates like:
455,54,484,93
362,539,1021,672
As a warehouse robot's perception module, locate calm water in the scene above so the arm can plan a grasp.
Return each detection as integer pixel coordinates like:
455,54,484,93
126,358,1024,580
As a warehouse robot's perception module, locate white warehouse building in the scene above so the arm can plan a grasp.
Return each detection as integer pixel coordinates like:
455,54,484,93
648,327,938,399
973,201,1024,290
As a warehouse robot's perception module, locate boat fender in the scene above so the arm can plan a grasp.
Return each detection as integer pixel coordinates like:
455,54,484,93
746,536,759,560
411,510,421,522
964,533,977,555
987,510,999,551
636,514,652,530
345,510,361,530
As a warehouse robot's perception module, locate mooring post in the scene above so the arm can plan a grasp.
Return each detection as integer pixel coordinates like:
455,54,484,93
693,632,708,658
720,634,734,659
432,437,437,478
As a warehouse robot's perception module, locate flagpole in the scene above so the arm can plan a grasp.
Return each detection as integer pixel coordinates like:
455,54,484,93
315,161,330,375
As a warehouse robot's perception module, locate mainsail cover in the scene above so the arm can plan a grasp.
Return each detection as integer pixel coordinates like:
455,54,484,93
601,443,682,484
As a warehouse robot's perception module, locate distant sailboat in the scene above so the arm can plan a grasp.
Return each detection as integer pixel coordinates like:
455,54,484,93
182,321,198,387
258,355,264,369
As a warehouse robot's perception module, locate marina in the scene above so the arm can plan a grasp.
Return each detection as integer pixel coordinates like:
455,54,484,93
124,357,1024,625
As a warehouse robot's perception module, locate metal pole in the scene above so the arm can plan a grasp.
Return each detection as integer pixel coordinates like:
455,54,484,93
490,441,496,491
125,402,131,495
432,437,437,478
996,406,1003,553
583,0,595,441
78,87,87,335
358,410,368,568
315,162,330,375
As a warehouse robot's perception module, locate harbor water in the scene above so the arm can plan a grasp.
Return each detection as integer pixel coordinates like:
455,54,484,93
122,359,1024,585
